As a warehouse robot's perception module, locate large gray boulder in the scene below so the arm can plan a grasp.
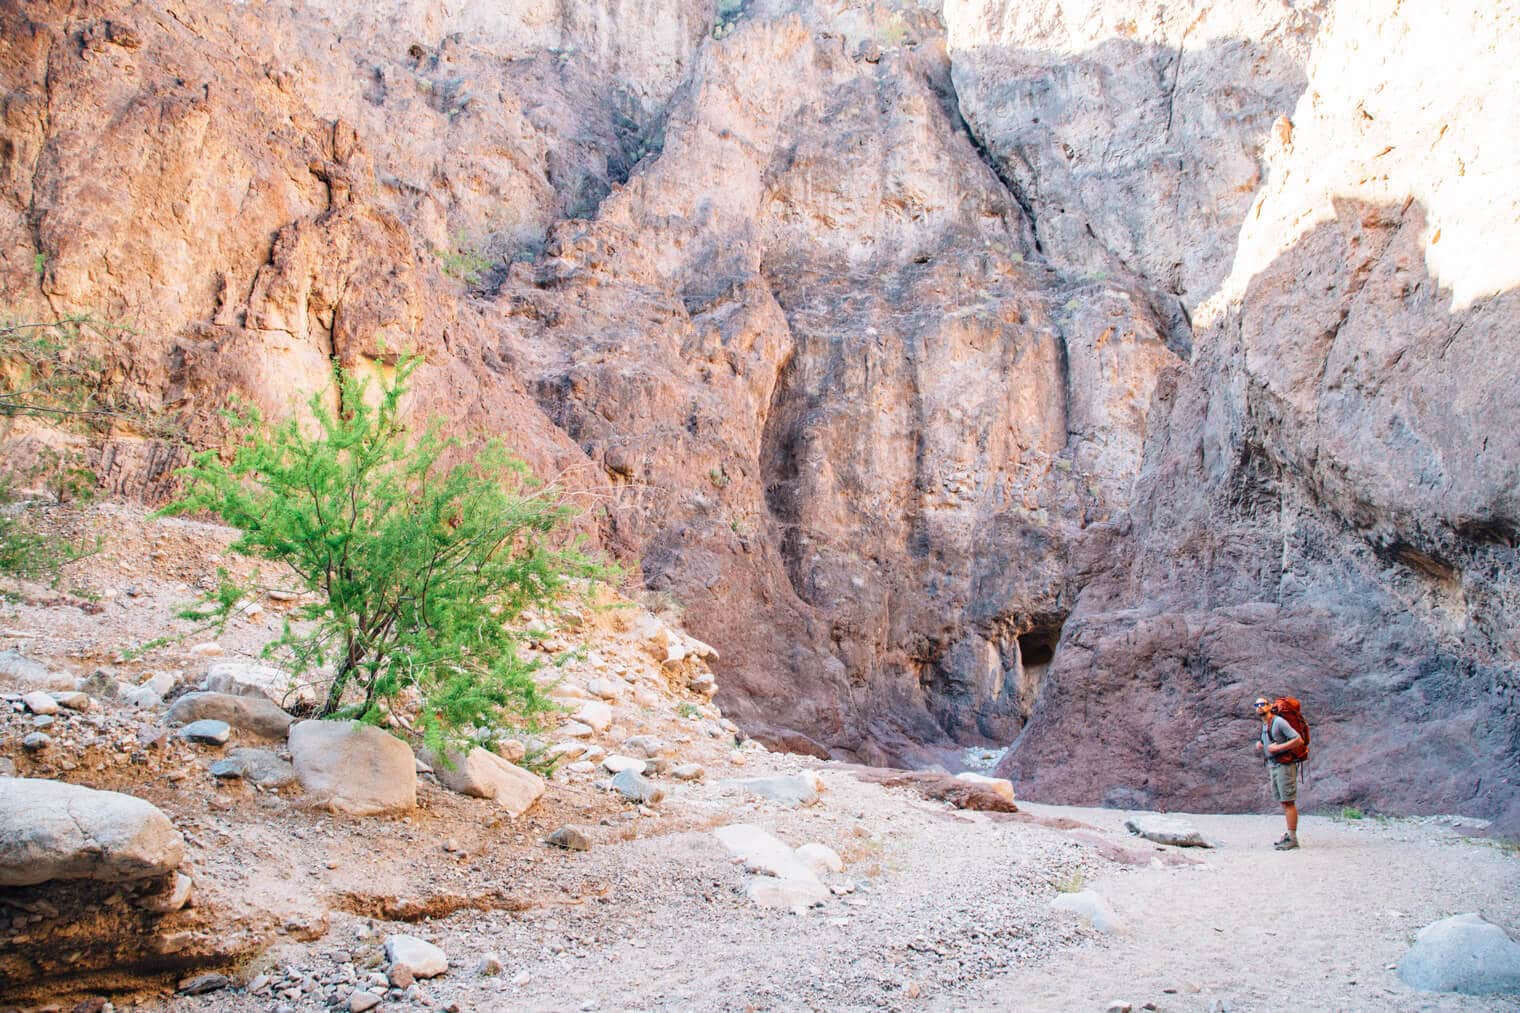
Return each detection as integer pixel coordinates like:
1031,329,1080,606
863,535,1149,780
0,777,184,886
425,747,545,816
1398,913,1520,995
1124,814,1211,848
288,720,416,817
164,691,294,739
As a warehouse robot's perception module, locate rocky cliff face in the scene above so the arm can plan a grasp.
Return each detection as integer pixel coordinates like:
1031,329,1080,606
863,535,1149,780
2,0,1515,813
998,0,1520,818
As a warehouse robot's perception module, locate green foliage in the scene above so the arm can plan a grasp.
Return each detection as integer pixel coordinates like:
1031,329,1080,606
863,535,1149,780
435,234,494,286
1340,806,1365,820
0,480,94,581
162,355,606,749
677,701,701,720
708,467,729,489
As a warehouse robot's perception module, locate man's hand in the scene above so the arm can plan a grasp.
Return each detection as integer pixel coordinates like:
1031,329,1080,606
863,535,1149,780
1254,741,1263,754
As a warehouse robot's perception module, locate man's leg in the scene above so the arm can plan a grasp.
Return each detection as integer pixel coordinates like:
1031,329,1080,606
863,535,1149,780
1283,801,1299,834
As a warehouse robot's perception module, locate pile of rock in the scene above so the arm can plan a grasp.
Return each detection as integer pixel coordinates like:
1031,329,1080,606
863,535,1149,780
713,824,848,914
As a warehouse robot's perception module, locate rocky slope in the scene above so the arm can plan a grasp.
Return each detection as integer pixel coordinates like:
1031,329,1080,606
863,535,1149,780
1,0,1516,815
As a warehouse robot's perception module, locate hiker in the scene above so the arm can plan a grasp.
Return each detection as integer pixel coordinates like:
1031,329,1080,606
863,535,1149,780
1254,695,1308,850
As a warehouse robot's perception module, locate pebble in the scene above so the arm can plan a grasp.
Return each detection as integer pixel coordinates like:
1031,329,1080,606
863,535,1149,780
672,763,705,780
31,714,54,728
22,732,50,751
547,825,593,852
559,721,595,739
475,953,504,976
349,991,382,1012
188,642,224,657
512,971,531,987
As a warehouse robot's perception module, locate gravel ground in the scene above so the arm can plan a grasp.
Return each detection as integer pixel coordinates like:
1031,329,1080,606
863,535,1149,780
3,504,1518,1012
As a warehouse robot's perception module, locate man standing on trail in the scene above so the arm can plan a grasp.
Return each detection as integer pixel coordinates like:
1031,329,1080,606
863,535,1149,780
1254,696,1306,850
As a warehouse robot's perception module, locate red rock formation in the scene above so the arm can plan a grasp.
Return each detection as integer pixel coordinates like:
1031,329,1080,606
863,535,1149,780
2,0,1515,815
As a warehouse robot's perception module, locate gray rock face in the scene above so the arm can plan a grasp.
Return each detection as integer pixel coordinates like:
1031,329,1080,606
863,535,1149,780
164,691,294,740
1398,913,1520,995
426,747,544,816
288,720,416,817
0,777,184,886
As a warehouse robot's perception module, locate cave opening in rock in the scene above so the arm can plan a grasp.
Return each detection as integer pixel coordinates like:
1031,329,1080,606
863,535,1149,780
1014,620,1064,718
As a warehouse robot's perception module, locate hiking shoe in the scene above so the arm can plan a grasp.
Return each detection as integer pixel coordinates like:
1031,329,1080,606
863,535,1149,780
1274,836,1299,851
1273,833,1292,846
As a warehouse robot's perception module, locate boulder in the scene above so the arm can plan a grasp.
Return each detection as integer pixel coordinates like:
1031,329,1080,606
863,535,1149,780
796,842,844,876
0,650,73,691
547,825,592,852
585,677,622,700
288,720,416,817
1397,912,1520,995
21,691,59,715
1124,814,1211,848
575,700,612,731
178,719,231,746
0,778,184,886
203,660,316,708
164,691,294,739
210,748,298,788
1051,890,1125,934
610,769,665,805
732,773,820,808
746,876,829,913
954,772,1016,805
385,934,448,979
140,871,195,913
602,754,646,775
713,825,818,883
621,735,664,758
49,691,90,711
427,747,544,816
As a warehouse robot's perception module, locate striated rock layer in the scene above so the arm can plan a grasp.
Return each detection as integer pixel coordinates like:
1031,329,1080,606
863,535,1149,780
1,0,1516,813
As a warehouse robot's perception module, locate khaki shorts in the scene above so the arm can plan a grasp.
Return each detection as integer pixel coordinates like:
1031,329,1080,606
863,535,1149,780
1269,761,1299,803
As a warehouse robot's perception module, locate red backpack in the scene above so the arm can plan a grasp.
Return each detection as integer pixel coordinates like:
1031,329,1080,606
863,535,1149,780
1271,697,1310,764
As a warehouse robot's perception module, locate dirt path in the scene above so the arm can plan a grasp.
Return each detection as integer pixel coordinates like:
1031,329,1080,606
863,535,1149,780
947,804,1520,1013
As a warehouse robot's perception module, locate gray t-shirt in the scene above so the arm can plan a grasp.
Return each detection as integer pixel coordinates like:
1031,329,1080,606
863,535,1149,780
1261,715,1301,762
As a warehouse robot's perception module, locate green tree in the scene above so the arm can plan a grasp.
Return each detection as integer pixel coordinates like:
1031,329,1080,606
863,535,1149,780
163,356,601,749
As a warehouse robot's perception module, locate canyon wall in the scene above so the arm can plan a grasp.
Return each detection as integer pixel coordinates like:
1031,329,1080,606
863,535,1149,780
1,0,1515,812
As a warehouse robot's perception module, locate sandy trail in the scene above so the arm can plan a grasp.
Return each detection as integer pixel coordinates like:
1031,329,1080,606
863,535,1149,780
949,803,1520,1012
